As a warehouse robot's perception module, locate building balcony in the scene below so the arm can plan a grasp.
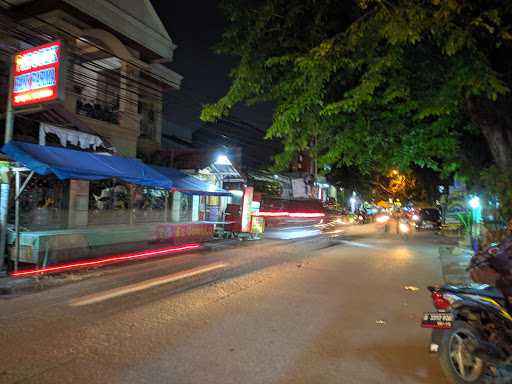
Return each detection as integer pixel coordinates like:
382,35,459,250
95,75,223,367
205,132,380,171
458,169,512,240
76,98,119,125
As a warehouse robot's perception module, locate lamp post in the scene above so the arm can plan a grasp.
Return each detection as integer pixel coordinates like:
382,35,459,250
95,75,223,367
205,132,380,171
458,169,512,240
469,196,482,253
339,188,345,208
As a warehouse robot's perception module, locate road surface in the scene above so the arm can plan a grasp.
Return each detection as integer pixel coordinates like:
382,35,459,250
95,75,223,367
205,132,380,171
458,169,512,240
0,224,450,384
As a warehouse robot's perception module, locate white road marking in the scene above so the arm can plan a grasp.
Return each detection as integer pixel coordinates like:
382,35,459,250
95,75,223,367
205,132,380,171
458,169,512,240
69,262,227,306
337,240,376,249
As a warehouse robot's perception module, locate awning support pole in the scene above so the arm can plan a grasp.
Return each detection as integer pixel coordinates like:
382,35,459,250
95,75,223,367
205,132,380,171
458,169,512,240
14,170,20,273
14,170,33,272
0,55,14,272
164,191,169,222
15,171,34,201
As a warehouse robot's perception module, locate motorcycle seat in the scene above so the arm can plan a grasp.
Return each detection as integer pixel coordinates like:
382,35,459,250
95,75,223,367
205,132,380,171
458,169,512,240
445,285,505,300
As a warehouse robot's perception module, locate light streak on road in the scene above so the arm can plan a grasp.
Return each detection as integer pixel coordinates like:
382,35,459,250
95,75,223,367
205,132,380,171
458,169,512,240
337,240,376,249
69,262,227,306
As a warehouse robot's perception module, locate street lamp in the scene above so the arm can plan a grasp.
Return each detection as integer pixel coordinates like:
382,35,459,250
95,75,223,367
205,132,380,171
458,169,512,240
469,196,480,209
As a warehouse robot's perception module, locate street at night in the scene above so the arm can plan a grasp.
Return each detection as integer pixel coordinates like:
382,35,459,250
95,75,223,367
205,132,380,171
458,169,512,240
1,224,450,384
1,1,512,383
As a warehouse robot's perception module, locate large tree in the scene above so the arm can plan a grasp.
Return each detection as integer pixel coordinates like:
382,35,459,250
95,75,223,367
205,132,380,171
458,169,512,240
201,0,512,179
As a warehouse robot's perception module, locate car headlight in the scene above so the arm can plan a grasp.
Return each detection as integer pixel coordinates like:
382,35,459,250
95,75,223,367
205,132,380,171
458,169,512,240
376,215,390,223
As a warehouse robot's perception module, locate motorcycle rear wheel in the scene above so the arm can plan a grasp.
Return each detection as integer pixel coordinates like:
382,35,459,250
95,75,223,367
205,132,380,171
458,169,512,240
438,321,490,383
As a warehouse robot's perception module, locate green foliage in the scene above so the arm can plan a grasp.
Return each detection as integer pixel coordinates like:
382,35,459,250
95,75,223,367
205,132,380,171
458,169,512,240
202,0,512,185
481,166,512,221
456,211,473,235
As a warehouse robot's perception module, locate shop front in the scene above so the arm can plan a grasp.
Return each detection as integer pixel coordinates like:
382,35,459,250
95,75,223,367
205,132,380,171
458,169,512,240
1,141,230,270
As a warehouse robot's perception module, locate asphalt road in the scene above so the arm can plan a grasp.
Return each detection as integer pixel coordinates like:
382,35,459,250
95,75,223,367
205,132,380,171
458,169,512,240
0,223,451,384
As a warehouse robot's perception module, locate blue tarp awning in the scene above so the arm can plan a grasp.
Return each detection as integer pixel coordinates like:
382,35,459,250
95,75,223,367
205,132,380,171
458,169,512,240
2,141,172,189
151,165,231,196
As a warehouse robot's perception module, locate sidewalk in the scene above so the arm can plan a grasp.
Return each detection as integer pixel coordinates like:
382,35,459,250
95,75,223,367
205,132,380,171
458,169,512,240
438,245,473,284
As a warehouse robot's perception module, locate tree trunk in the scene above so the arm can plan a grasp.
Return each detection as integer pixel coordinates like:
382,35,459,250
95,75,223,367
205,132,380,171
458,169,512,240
466,96,512,172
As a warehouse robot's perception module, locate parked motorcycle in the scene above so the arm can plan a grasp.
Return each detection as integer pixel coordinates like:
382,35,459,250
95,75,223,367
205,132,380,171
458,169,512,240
421,283,512,383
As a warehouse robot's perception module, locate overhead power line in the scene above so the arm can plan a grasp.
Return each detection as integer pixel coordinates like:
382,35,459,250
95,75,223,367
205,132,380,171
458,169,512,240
0,3,276,153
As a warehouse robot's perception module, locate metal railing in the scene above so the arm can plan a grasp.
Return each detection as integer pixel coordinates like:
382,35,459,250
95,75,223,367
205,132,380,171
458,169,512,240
76,98,119,124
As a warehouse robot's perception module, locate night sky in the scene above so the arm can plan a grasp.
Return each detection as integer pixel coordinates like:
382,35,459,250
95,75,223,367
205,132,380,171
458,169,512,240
151,0,273,132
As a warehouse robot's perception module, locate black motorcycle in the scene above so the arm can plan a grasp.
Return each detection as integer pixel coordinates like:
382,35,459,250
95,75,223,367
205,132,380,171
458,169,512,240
422,283,512,383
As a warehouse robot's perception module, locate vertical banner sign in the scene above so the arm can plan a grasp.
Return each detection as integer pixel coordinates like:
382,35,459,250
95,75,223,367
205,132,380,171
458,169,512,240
241,187,254,233
12,41,62,108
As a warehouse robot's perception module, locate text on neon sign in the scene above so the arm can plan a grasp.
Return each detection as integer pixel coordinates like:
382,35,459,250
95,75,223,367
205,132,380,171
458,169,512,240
15,44,59,73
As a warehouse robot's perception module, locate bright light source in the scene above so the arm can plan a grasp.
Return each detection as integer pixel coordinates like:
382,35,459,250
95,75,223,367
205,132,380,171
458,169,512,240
273,174,279,179
350,197,356,204
412,214,420,221
215,154,232,165
230,190,244,197
376,214,390,223
469,196,481,209
399,222,410,233
288,212,325,218
392,169,399,176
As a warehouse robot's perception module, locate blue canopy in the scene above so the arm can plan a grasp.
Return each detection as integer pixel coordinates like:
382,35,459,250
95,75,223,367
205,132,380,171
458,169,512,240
2,141,172,189
151,165,231,196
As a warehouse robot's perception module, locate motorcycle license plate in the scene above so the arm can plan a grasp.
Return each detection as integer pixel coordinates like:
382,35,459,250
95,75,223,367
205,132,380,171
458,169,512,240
421,312,453,329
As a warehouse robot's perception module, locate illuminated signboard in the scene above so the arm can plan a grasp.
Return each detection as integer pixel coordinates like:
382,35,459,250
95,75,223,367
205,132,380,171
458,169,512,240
11,41,62,108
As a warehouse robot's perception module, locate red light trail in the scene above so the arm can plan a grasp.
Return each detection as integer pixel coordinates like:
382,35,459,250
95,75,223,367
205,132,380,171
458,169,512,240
253,211,325,218
10,243,201,277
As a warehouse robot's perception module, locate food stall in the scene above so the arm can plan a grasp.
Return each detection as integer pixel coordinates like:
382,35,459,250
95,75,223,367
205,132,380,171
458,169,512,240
1,141,231,270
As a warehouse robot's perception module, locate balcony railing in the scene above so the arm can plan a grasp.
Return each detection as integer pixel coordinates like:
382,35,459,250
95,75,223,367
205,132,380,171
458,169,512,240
76,98,119,124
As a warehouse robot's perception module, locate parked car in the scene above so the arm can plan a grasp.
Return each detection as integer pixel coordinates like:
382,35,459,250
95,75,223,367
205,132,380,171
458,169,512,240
415,208,442,230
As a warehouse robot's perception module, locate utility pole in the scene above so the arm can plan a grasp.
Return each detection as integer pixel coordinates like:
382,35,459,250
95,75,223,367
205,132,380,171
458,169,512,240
0,54,15,272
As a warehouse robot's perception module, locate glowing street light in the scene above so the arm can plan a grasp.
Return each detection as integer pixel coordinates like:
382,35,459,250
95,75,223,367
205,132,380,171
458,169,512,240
469,196,481,209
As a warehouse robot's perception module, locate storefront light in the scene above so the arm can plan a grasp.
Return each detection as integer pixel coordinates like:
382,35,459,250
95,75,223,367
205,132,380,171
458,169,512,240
230,190,244,197
215,154,232,165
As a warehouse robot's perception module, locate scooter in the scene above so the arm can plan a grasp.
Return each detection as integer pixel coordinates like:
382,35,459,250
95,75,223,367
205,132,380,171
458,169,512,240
421,283,512,383
398,217,411,240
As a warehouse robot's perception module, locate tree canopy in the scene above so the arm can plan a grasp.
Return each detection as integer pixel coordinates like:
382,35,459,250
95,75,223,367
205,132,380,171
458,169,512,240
202,0,512,182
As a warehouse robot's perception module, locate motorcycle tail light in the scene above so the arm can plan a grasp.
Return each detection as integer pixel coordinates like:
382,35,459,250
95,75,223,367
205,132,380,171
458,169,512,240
432,291,451,310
